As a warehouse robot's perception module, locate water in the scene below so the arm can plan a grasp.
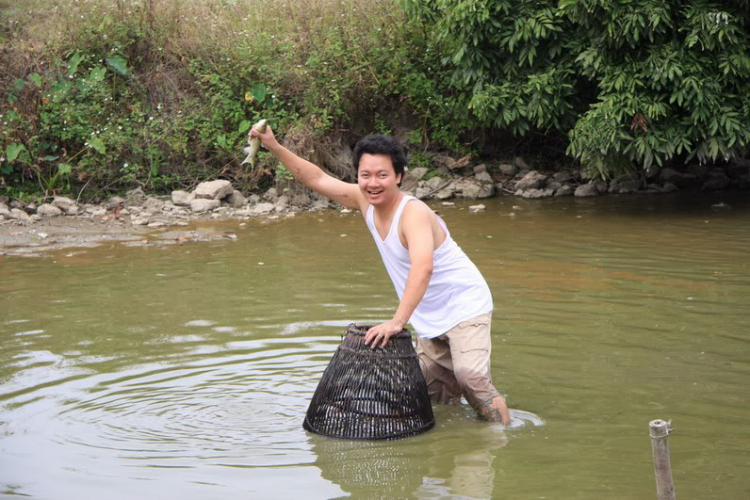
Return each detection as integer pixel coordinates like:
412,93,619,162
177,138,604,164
1,192,749,499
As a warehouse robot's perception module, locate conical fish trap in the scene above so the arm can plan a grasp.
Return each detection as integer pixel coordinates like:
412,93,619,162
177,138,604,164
303,324,435,440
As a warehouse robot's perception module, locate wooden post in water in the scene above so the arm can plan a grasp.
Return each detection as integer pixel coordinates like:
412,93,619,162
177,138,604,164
649,419,675,500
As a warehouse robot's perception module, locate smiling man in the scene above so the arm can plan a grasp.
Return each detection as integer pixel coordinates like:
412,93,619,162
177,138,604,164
249,127,510,424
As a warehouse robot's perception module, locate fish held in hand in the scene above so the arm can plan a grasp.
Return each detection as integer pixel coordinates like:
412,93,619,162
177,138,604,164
241,119,268,166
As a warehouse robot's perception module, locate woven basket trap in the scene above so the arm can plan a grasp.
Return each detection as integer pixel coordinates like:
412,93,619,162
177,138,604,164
303,324,435,440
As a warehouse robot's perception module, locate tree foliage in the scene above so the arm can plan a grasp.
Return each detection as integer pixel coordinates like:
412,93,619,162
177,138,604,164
402,0,750,177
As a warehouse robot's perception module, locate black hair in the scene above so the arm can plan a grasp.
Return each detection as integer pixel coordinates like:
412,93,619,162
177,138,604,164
353,135,407,185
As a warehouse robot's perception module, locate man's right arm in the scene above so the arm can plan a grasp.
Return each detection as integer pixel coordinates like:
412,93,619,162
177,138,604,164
251,125,364,211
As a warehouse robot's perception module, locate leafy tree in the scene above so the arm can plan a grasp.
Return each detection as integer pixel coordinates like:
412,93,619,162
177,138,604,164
402,0,750,177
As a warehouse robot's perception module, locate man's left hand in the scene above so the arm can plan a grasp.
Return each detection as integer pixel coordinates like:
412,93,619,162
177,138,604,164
365,320,404,349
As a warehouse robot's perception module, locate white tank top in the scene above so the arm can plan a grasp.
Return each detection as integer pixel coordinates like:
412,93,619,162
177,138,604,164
365,196,493,339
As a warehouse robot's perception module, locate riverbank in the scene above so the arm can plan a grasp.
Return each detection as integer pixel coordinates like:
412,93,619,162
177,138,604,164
1,162,747,258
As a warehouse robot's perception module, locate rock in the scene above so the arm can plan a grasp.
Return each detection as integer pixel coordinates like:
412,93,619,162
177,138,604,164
473,164,488,175
575,180,607,197
454,177,494,199
475,171,493,183
701,171,731,191
554,185,574,196
660,168,699,188
609,173,644,194
711,202,731,211
172,190,195,206
9,208,31,220
37,204,63,217
311,198,329,210
190,199,221,213
415,186,431,199
144,197,165,212
250,202,275,216
107,196,126,209
513,156,530,171
432,153,471,171
225,190,246,208
274,195,290,211
468,204,485,211
92,208,107,217
424,177,445,190
434,181,456,200
248,194,261,204
126,187,147,204
409,167,429,180
522,188,554,199
661,182,679,193
291,192,312,208
52,196,77,214
514,171,547,191
131,215,150,225
263,187,279,201
0,203,10,217
737,174,750,190
498,163,518,176
195,180,233,200
400,170,420,192
65,206,79,216
553,171,576,183
687,164,709,178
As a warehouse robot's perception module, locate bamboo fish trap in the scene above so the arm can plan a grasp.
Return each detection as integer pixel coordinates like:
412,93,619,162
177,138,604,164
303,324,435,440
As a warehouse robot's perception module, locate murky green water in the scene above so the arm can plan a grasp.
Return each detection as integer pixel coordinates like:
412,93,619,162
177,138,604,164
1,192,749,499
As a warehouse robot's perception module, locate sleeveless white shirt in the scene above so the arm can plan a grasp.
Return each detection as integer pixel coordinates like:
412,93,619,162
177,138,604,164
365,196,493,339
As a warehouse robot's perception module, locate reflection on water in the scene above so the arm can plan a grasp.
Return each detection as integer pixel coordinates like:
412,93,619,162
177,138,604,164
311,417,511,500
1,192,749,499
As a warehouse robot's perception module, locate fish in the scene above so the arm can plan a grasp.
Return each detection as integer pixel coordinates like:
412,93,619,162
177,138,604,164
241,119,268,167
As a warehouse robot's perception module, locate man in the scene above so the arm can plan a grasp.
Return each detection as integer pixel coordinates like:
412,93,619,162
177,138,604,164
249,126,511,424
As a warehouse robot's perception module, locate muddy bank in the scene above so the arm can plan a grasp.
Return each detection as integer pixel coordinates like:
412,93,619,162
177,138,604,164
2,160,748,258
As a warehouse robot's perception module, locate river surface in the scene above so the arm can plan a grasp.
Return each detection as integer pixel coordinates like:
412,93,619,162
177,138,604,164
1,192,749,499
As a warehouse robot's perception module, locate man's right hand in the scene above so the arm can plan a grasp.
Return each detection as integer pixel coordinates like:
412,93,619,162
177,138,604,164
249,123,278,151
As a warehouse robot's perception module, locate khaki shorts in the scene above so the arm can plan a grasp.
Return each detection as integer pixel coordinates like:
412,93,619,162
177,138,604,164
416,312,500,411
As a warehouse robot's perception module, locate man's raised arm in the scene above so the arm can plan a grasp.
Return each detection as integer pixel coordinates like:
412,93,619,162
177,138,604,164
250,125,364,210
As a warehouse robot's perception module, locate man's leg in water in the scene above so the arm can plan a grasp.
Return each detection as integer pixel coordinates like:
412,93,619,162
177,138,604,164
417,335,463,405
443,313,511,425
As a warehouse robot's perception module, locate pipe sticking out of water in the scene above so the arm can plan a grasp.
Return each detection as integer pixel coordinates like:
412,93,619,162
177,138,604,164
650,419,676,500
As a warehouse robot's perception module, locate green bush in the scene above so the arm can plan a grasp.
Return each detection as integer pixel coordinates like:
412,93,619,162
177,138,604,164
402,0,750,177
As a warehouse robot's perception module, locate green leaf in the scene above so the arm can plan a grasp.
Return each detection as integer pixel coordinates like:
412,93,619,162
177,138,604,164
58,163,72,175
43,155,60,161
14,78,25,92
89,67,107,82
106,55,130,76
68,52,83,76
238,120,252,134
6,143,26,162
87,136,106,154
29,73,42,87
251,83,267,103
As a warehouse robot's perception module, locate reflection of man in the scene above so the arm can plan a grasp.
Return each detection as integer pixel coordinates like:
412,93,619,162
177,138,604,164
251,126,509,424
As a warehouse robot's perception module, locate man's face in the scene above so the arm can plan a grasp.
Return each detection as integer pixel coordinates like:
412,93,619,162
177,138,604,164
357,153,402,206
